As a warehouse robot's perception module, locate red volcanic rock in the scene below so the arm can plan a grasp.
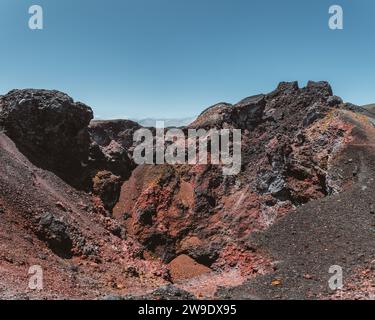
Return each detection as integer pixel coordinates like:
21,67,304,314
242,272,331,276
113,81,357,272
169,255,211,282
92,171,123,212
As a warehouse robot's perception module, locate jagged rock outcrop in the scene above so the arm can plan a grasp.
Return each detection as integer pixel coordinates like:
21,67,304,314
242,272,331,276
91,170,123,212
0,90,141,211
0,89,93,186
113,81,356,272
85,120,141,210
89,119,141,154
189,94,266,130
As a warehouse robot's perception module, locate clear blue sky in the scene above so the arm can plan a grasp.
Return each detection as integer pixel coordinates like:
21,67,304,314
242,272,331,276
0,0,374,119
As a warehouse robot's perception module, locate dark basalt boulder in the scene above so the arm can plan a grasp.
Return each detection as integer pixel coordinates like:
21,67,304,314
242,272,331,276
36,212,73,258
0,89,93,186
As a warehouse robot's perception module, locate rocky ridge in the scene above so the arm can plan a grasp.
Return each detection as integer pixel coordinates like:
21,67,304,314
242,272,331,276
114,81,353,267
0,82,374,299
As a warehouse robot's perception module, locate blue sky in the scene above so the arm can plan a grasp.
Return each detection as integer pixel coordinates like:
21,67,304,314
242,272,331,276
0,0,374,119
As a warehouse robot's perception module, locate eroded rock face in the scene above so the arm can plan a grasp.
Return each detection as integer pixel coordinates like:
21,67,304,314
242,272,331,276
85,120,141,210
0,89,93,186
92,171,122,212
113,81,355,271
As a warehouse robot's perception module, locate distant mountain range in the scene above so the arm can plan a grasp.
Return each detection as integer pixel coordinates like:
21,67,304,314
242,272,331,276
133,117,196,128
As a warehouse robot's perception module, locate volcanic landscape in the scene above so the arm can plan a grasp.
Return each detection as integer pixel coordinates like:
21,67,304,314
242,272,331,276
0,81,374,300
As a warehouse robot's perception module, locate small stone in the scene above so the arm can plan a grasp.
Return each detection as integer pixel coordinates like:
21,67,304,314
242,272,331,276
55,201,67,211
123,212,131,220
69,264,79,273
116,283,125,290
271,279,282,286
